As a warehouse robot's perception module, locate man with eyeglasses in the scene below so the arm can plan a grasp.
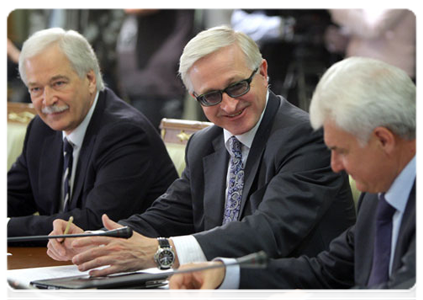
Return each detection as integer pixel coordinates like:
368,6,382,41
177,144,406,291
47,26,356,277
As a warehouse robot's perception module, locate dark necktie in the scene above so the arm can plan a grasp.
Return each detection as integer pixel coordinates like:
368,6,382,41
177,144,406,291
62,138,74,212
368,193,396,286
223,136,244,225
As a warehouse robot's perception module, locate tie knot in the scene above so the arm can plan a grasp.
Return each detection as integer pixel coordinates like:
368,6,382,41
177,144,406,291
63,138,73,155
228,136,242,156
377,194,396,221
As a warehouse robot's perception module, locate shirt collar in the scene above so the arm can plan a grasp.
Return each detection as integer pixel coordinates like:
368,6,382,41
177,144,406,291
383,155,416,213
63,91,99,148
224,90,269,150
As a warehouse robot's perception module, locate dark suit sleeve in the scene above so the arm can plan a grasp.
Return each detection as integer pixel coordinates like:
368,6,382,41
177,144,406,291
238,226,355,298
8,118,177,238
119,137,197,237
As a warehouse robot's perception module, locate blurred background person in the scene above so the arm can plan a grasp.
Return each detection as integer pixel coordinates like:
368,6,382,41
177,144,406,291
232,10,338,111
8,9,125,103
325,9,416,81
116,9,195,130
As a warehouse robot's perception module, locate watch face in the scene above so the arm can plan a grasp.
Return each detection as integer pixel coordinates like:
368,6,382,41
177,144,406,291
157,249,175,268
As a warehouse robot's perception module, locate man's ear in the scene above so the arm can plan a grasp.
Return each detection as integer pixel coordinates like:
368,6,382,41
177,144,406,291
373,126,396,154
86,70,97,94
259,59,268,83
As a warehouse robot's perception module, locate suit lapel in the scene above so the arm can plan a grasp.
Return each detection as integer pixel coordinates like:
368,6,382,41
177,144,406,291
39,132,63,213
203,134,229,229
239,92,280,217
69,92,104,209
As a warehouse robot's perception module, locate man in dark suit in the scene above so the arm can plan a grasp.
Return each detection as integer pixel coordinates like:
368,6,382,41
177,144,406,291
7,28,178,240
47,26,355,276
169,57,416,289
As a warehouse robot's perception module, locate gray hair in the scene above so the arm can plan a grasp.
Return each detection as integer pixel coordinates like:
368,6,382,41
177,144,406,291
309,57,415,145
179,25,262,93
19,27,105,91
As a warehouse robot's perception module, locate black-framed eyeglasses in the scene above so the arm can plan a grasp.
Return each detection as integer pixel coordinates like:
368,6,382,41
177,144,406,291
193,68,259,107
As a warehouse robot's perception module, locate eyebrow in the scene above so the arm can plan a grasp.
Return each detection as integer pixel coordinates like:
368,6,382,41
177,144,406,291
200,75,245,95
27,75,70,87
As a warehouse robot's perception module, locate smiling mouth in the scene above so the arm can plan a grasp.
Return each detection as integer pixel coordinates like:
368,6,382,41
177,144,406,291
227,108,245,118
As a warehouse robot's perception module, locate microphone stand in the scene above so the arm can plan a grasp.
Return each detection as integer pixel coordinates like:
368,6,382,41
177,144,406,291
169,251,268,277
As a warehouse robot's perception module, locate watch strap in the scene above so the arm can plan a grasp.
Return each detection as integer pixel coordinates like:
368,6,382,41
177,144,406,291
157,237,171,248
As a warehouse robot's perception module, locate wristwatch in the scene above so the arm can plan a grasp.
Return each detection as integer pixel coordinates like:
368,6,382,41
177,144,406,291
154,237,175,269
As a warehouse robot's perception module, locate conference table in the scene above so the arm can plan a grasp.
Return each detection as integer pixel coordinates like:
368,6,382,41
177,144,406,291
5,247,171,300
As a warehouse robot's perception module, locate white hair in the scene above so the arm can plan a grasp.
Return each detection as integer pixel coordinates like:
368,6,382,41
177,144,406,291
178,25,262,93
19,27,105,91
309,57,415,144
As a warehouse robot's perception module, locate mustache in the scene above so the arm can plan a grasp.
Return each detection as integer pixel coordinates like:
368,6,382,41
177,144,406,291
41,105,69,114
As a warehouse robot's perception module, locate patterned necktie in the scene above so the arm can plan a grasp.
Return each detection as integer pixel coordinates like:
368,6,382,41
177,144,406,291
368,193,397,286
223,136,244,225
62,138,74,212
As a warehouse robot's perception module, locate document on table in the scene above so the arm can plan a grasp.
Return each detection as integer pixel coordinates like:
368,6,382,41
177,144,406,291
8,265,89,289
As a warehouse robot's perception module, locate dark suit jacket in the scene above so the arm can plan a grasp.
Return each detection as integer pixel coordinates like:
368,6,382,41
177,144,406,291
8,88,178,239
240,184,416,289
121,92,356,260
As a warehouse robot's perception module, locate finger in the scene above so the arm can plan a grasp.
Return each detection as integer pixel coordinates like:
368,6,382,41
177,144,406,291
169,274,193,300
71,236,114,248
102,214,123,231
46,247,63,261
198,281,216,300
50,219,67,237
169,274,184,300
72,245,114,270
47,238,68,259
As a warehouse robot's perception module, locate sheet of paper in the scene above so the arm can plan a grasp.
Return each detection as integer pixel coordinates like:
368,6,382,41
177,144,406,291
7,265,89,289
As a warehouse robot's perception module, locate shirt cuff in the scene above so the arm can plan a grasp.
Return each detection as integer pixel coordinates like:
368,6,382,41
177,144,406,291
171,235,207,265
214,257,240,289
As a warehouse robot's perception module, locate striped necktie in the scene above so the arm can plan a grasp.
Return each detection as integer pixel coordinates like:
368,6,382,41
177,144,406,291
62,138,73,212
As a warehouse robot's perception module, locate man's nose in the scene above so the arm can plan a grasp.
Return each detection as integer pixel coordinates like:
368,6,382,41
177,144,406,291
42,86,57,106
330,151,344,173
219,92,238,113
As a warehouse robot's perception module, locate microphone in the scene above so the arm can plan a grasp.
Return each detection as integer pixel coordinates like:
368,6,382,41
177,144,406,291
171,251,268,276
8,227,133,243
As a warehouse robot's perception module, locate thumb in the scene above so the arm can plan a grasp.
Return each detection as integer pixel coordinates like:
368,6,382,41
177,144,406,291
102,214,123,231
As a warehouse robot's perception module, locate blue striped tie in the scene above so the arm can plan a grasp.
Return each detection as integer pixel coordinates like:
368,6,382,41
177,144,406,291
62,138,73,212
223,136,244,224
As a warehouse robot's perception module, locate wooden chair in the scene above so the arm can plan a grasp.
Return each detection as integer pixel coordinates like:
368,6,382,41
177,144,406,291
159,118,213,176
7,102,37,170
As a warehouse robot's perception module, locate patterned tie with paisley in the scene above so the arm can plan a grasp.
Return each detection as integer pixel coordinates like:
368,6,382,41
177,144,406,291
223,136,244,225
